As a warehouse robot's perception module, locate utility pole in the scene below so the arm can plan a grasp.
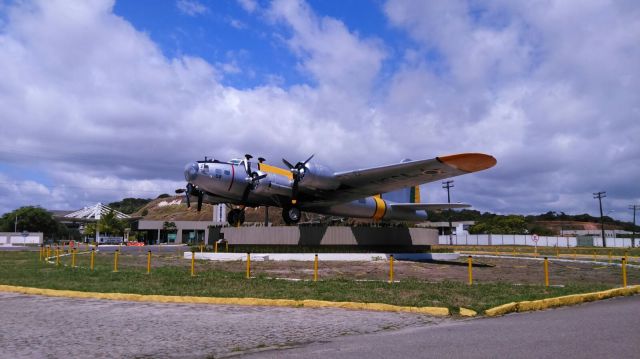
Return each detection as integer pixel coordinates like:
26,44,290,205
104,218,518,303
442,180,454,245
14,215,18,232
593,192,607,248
630,204,639,248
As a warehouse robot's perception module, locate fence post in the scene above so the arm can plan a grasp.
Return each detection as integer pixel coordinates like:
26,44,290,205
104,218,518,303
90,249,95,271
72,249,77,268
147,250,151,274
544,257,549,287
313,254,318,282
389,254,394,283
190,250,195,277
39,246,43,261
622,258,627,287
113,249,119,272
246,252,251,279
56,247,60,266
225,242,229,252
214,241,218,253
468,256,473,285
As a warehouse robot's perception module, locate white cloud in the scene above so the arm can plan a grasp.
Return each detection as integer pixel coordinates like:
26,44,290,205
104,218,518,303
237,0,258,13
176,0,208,16
0,0,638,221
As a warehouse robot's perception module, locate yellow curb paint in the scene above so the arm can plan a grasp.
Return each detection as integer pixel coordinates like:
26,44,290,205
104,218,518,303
485,285,640,317
459,307,477,317
0,284,450,316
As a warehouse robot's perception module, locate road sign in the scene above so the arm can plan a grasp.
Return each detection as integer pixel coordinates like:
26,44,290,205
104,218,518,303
532,234,539,243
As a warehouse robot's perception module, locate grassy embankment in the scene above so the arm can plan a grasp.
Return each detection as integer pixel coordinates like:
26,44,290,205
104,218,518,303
0,251,618,313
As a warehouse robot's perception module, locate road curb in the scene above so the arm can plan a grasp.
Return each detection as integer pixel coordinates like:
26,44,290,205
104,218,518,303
0,284,450,316
485,285,640,317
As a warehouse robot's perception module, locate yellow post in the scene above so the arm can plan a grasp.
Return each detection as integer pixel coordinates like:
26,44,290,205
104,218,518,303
389,254,394,283
147,251,151,274
624,250,628,261
214,241,218,253
56,247,60,266
90,249,95,271
200,244,204,253
191,250,196,277
544,257,549,287
71,249,77,268
608,250,612,264
113,250,119,272
246,252,251,279
468,256,473,285
313,254,319,282
622,258,627,287
225,242,229,252
39,246,43,261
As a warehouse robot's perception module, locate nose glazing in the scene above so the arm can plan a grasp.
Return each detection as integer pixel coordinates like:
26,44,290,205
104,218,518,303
184,162,199,182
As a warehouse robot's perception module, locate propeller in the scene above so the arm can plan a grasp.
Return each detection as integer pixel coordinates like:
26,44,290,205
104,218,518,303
175,183,204,211
240,154,267,202
282,154,314,205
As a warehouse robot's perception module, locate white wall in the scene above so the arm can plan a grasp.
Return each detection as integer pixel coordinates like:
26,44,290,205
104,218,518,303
439,234,638,248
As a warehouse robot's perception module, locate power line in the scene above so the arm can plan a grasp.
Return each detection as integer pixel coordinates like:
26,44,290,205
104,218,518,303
593,191,607,248
442,180,454,245
630,204,639,248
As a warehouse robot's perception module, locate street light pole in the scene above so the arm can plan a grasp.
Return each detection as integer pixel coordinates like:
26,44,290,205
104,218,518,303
593,191,607,248
630,204,639,248
442,180,454,245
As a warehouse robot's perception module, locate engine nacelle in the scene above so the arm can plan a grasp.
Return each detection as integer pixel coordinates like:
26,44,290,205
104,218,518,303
299,162,340,190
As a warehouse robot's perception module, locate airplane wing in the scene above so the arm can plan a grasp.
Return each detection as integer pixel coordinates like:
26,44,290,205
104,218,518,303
390,203,471,211
307,153,495,205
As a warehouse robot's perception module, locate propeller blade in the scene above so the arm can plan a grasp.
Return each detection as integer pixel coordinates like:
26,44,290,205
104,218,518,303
282,158,294,169
302,154,315,166
175,188,185,194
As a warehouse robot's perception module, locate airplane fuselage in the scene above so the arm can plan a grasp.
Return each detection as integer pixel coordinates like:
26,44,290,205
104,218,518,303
184,160,428,222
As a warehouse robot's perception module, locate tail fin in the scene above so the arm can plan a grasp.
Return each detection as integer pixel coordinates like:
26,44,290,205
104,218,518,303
381,186,422,203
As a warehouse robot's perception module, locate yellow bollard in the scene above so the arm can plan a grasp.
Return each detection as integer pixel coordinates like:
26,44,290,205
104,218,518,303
200,244,204,253
622,258,627,287
214,242,218,253
608,250,612,264
147,251,151,274
389,254,394,283
544,257,549,287
56,248,60,266
314,254,319,282
90,249,95,271
71,249,77,268
191,250,196,277
39,246,43,261
468,256,473,285
624,250,628,262
246,252,251,279
225,242,229,252
113,250,119,272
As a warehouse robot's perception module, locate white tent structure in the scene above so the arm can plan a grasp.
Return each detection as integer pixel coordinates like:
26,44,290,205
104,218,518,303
63,203,130,243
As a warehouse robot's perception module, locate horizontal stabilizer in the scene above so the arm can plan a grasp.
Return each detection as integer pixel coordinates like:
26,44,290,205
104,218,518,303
390,203,470,211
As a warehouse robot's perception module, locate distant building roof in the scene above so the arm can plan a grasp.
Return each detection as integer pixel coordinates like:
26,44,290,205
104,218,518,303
63,203,130,221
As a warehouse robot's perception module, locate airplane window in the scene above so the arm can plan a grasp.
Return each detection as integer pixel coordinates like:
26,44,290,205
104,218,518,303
215,169,222,174
224,170,230,175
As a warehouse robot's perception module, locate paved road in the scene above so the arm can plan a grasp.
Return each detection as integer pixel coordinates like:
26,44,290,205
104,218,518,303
244,295,640,359
0,292,445,359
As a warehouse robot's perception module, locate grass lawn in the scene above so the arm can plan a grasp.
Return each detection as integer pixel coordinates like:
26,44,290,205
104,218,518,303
0,251,620,313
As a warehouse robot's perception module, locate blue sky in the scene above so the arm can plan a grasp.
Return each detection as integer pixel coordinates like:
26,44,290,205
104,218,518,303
0,0,639,222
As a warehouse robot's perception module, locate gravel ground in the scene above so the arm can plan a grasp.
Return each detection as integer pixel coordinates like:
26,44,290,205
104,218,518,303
0,292,447,359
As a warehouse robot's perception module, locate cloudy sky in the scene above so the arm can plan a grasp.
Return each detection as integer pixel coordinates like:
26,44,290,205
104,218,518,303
0,0,638,221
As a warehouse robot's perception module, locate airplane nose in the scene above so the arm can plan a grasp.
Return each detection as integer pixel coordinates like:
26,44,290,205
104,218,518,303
184,162,199,182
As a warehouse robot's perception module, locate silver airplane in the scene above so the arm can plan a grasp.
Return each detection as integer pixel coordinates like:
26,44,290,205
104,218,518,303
177,153,496,226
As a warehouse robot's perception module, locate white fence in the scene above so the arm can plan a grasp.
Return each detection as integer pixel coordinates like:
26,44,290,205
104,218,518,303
0,232,44,246
439,234,639,248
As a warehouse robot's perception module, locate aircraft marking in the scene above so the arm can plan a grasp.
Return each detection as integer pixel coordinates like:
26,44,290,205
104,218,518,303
228,163,235,191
